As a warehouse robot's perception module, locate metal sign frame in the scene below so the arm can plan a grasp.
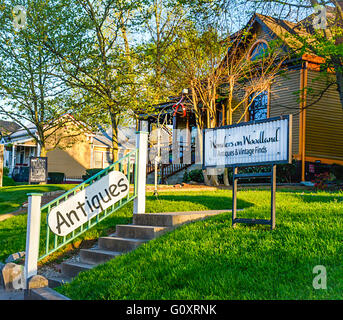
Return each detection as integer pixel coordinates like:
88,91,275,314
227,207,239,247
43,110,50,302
203,115,293,230
29,157,48,184
203,115,292,169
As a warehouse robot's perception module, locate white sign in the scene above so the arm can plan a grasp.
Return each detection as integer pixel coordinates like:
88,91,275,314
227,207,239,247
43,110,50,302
48,171,129,236
204,116,292,168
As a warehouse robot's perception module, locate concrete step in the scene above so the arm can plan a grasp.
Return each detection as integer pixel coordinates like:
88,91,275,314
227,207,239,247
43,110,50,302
133,210,229,227
80,248,122,265
61,261,94,279
98,236,147,252
47,276,72,289
116,224,170,240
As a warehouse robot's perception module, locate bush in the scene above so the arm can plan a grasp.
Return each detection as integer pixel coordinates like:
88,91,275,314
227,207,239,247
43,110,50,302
2,175,16,186
48,172,65,184
183,169,204,183
189,169,204,183
183,170,191,183
3,167,9,176
331,164,343,181
82,168,103,181
313,172,335,190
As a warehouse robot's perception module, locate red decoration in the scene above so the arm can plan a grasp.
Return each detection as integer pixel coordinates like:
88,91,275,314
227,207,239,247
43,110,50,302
172,97,187,117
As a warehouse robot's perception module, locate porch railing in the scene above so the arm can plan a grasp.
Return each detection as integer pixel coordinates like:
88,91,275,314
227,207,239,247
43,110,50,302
38,149,138,262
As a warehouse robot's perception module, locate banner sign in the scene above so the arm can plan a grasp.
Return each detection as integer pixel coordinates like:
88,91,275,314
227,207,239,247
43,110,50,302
204,116,292,168
29,157,48,183
48,170,129,236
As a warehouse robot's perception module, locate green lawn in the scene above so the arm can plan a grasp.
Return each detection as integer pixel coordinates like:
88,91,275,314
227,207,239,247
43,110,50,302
0,186,248,263
1,187,343,299
0,184,75,215
53,189,343,300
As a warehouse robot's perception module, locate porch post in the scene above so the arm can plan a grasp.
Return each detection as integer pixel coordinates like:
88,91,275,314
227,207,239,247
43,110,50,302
11,144,15,175
133,128,148,214
0,144,3,188
24,193,42,288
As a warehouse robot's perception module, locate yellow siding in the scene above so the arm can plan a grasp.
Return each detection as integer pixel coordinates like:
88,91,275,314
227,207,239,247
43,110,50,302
270,69,301,155
47,147,90,179
305,70,343,162
45,121,92,178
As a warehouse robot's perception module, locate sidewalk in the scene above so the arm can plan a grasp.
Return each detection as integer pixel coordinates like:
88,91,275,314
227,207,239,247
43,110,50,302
0,288,24,300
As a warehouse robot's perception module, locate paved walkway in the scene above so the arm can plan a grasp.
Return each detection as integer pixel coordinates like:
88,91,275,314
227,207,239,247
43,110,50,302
0,288,24,300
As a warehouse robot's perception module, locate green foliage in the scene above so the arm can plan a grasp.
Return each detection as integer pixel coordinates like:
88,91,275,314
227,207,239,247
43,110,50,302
0,184,74,217
48,172,65,184
331,164,343,181
0,0,74,150
2,175,16,187
56,189,343,300
183,169,205,183
3,167,9,177
82,169,104,181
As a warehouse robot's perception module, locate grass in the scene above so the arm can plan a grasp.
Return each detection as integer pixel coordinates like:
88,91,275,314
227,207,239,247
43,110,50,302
0,186,246,264
1,186,343,299
54,188,343,300
0,184,75,215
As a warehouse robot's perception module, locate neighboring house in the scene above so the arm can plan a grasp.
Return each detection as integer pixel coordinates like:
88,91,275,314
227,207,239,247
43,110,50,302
0,120,21,138
2,115,136,182
144,9,343,182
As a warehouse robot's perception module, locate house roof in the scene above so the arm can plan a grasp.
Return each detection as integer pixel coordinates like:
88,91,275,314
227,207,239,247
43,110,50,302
247,7,337,56
0,120,21,136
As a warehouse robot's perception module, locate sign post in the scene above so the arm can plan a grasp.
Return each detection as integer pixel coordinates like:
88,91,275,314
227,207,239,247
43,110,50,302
203,116,292,230
133,130,148,214
0,144,4,188
24,193,42,287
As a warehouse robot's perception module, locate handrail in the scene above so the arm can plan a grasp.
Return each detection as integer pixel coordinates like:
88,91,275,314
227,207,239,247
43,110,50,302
38,148,138,262
41,149,137,211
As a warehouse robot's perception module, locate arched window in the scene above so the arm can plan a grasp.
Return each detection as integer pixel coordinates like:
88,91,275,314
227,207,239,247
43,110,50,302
249,41,269,61
248,91,269,121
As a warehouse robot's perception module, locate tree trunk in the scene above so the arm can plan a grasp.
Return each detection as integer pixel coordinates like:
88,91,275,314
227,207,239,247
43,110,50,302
111,114,119,164
40,145,47,157
336,70,343,111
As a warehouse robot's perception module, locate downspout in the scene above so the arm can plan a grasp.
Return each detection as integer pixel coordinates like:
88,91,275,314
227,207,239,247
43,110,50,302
301,61,308,182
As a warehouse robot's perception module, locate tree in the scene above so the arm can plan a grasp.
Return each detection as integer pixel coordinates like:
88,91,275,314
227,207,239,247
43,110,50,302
199,0,343,110
40,0,144,162
167,24,288,185
0,0,82,156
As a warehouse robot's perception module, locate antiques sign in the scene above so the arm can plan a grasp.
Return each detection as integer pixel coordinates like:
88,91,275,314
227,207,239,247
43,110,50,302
48,170,129,236
29,157,48,183
204,116,292,168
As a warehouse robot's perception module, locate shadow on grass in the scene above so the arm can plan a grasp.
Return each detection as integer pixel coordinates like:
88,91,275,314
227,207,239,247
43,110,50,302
146,194,253,211
293,193,343,204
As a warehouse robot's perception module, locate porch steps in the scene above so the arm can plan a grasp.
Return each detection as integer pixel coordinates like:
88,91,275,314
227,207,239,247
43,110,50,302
48,210,229,284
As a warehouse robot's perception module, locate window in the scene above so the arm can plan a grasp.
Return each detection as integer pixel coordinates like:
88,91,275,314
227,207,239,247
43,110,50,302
249,41,269,61
94,151,103,168
248,91,269,121
94,151,113,168
103,152,112,167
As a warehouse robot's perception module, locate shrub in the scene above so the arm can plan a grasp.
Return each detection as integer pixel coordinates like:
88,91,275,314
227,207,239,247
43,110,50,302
313,172,335,190
189,169,204,183
2,176,16,186
48,172,65,184
183,170,191,183
82,168,103,181
3,167,9,176
331,164,343,181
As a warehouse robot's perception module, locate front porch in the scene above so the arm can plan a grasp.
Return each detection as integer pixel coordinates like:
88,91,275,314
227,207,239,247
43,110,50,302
4,143,38,180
